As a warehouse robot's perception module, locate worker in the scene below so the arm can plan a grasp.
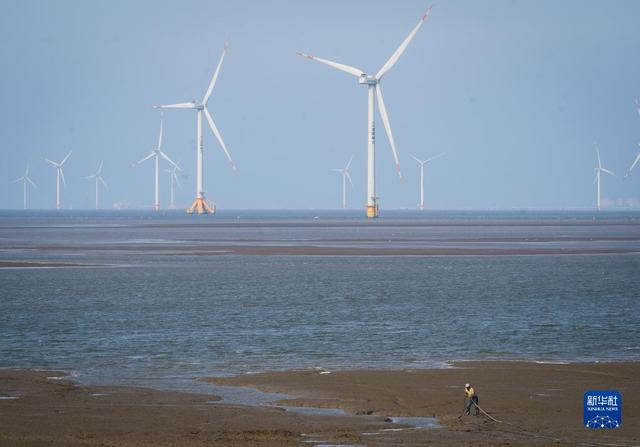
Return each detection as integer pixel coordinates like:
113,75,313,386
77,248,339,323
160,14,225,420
464,383,479,416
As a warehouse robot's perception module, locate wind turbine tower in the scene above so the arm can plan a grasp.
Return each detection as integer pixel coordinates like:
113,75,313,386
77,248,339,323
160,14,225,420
155,43,236,215
83,161,107,209
14,163,36,210
409,153,444,209
134,114,180,211
594,144,614,211
298,6,433,217
332,156,353,209
44,151,72,210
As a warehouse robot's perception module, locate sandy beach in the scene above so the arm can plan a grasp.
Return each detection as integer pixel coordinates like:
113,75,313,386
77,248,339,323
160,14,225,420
2,362,638,446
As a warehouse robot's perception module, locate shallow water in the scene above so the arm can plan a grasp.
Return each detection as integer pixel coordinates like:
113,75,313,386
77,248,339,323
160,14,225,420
0,210,639,393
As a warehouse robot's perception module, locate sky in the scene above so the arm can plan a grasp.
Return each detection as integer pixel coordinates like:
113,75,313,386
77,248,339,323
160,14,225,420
1,0,639,210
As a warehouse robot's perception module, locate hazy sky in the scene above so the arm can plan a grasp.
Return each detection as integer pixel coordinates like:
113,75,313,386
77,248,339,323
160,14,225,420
1,0,639,210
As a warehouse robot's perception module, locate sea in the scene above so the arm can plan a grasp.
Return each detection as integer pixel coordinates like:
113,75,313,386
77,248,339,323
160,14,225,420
1,209,639,395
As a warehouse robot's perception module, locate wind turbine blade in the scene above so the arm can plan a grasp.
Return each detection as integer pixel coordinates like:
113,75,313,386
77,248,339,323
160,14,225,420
154,102,196,109
593,173,598,185
331,168,343,172
26,177,36,188
99,176,108,188
159,151,179,169
601,168,615,176
25,163,30,177
345,155,353,171
297,52,364,78
13,177,23,183
203,42,228,105
408,153,422,164
376,86,402,180
135,152,155,165
97,160,103,175
60,151,72,166
346,171,354,187
629,150,640,173
595,143,602,169
376,5,432,79
43,158,59,168
157,115,164,150
59,168,67,187
425,152,445,163
173,172,181,187
82,175,96,180
203,106,236,170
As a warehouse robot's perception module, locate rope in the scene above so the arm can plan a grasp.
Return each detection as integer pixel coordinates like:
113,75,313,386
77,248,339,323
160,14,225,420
458,400,631,447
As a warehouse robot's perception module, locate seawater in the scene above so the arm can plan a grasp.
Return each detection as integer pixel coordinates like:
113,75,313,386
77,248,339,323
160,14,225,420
0,210,639,392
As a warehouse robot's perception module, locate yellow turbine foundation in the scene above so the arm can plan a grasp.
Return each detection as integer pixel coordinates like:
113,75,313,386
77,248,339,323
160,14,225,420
366,204,379,218
187,197,215,215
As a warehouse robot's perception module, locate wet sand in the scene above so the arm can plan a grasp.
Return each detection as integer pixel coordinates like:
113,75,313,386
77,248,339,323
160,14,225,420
0,370,386,446
3,244,639,257
209,361,640,446
2,362,638,446
0,261,92,268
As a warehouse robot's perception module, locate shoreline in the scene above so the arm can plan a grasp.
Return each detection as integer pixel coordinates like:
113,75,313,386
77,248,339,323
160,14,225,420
2,361,638,446
3,244,639,258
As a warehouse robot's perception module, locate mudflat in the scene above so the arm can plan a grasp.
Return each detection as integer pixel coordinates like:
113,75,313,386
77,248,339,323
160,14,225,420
209,361,640,446
2,362,638,446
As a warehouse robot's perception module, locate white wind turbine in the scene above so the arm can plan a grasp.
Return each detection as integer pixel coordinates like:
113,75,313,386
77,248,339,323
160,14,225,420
594,144,614,211
625,99,640,177
298,6,433,218
13,163,37,210
332,156,354,209
409,152,444,209
134,114,180,211
627,144,640,177
83,161,107,209
164,161,181,209
155,43,236,215
43,151,72,210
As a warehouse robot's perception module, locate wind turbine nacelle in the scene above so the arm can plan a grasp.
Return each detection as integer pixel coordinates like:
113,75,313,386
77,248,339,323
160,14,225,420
358,75,376,85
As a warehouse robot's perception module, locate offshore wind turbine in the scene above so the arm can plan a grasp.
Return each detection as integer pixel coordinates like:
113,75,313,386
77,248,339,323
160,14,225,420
43,151,72,210
164,162,181,209
13,163,36,210
155,43,236,215
594,144,614,211
332,156,353,209
83,161,107,209
627,144,640,177
298,6,433,218
134,114,180,211
409,152,444,209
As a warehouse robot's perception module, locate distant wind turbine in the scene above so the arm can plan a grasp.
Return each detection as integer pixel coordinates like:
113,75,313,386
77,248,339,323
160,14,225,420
298,6,433,218
627,144,640,177
134,114,180,211
155,43,236,215
164,161,181,209
594,144,614,211
43,151,72,210
13,163,36,210
409,152,444,210
331,156,353,209
83,161,107,209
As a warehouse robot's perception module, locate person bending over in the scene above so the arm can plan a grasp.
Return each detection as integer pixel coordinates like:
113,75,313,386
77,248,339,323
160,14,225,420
464,383,479,416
